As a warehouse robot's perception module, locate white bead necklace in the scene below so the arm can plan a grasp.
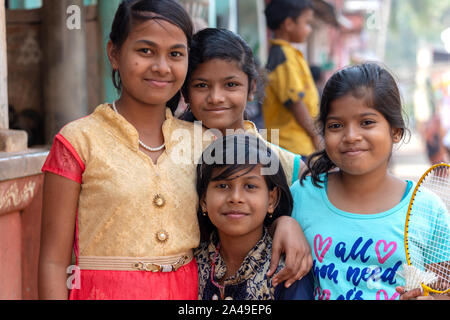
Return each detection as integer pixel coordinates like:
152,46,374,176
112,101,166,152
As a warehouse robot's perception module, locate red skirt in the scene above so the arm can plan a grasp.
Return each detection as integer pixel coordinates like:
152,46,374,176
68,207,198,300
68,259,198,300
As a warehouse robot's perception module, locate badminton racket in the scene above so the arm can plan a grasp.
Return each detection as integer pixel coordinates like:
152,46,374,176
403,163,450,296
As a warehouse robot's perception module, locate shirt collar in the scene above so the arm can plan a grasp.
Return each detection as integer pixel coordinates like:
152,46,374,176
94,104,177,152
269,38,304,56
207,228,272,285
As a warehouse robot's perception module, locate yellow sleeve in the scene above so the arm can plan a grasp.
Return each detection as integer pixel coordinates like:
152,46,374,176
268,141,301,186
268,49,306,108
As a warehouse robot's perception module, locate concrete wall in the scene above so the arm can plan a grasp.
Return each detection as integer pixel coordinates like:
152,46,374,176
6,5,102,146
0,158,47,300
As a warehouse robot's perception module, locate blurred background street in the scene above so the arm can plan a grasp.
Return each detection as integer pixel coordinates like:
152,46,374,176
391,132,431,182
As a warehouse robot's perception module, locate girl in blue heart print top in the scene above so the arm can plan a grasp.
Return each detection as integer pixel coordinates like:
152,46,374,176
290,63,449,300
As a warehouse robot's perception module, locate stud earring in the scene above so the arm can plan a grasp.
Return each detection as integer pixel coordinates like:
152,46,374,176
202,211,207,217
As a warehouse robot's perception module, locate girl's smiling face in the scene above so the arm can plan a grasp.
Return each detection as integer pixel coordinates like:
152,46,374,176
187,58,254,134
201,165,278,240
108,19,188,107
324,94,402,177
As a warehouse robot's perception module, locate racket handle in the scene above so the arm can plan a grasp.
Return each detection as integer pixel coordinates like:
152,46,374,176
421,284,430,296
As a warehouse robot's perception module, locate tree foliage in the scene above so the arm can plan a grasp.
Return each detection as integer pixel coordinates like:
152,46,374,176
386,0,450,69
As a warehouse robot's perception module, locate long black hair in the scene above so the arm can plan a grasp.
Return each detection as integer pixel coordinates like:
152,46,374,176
301,62,408,187
196,134,293,241
109,0,193,113
180,28,261,122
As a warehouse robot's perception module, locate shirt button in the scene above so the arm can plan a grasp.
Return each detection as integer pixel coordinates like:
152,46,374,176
153,194,165,208
156,230,169,243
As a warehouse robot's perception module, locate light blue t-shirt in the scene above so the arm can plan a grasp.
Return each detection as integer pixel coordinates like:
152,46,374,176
291,174,414,300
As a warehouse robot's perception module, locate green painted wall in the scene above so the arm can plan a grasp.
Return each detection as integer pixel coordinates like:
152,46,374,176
98,0,120,103
8,0,96,9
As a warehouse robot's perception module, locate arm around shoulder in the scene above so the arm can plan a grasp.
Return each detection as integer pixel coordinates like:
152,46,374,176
268,216,313,287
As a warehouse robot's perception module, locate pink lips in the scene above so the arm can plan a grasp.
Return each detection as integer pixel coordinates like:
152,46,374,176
145,79,171,88
204,107,230,112
222,211,248,219
343,150,364,156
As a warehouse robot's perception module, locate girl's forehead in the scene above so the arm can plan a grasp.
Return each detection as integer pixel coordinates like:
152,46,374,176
328,94,379,116
128,18,187,44
198,58,240,71
192,59,246,78
211,164,263,180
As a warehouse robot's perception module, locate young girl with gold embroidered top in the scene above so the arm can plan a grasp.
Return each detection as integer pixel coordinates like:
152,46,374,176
195,134,313,300
38,0,307,300
181,28,312,287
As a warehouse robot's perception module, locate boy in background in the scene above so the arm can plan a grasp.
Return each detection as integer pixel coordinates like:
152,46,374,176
262,0,322,158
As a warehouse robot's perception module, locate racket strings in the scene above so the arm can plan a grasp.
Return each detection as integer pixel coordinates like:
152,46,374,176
407,165,450,292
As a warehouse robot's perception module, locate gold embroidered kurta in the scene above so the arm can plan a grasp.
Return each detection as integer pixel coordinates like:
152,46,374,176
60,104,212,258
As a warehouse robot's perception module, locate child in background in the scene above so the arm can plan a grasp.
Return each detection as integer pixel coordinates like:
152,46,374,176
181,28,312,286
262,0,322,158
291,62,447,300
39,0,306,300
195,134,313,300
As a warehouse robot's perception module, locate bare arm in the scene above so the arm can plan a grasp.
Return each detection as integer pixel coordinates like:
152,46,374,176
290,99,323,151
268,216,313,288
38,172,80,300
